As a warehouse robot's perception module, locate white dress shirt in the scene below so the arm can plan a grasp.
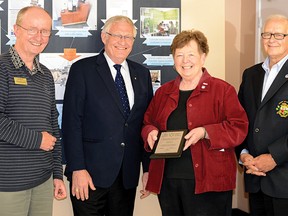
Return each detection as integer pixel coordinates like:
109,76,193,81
104,52,135,109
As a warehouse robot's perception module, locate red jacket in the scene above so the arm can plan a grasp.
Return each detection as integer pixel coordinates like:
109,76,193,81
142,69,248,194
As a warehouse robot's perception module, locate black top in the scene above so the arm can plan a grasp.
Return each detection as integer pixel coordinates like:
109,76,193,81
165,90,194,179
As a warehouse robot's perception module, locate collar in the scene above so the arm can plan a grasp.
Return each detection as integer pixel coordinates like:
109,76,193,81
9,46,44,75
103,51,129,72
262,54,288,74
165,67,212,95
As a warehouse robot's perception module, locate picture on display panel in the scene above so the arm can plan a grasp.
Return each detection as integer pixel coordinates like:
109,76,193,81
39,52,97,100
140,7,179,38
150,69,161,94
106,0,133,19
52,0,97,30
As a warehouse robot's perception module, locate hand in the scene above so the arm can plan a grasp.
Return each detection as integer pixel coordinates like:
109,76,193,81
183,127,205,150
53,179,67,200
246,154,276,174
140,172,150,199
147,130,158,150
40,131,57,151
72,169,96,201
241,153,275,176
241,153,264,176
240,153,254,164
245,167,266,176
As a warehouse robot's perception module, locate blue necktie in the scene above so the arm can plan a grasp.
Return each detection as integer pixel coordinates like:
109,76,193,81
114,64,130,119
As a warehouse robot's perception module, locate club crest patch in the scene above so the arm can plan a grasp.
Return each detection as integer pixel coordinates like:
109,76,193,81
276,101,288,118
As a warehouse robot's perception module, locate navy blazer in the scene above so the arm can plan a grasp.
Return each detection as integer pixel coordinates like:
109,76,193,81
237,59,288,198
62,51,153,189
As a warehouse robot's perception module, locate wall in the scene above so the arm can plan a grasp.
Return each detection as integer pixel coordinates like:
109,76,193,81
182,0,225,80
225,0,256,213
53,0,256,215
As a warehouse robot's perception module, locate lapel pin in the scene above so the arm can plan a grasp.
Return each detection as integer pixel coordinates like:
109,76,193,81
285,74,288,79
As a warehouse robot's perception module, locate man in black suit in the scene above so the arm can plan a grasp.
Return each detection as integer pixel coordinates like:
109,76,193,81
62,15,153,216
238,14,288,215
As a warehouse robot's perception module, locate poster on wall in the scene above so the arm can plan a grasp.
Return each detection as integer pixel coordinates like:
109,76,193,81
106,0,132,19
140,7,179,45
52,0,97,38
150,69,161,93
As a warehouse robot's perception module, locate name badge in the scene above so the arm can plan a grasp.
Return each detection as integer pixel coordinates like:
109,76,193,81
14,77,27,85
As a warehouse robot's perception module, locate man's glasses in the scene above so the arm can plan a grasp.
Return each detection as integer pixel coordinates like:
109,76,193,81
105,32,135,41
261,32,288,40
17,24,51,37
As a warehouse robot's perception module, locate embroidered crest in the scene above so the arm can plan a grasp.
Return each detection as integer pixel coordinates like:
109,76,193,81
276,101,288,118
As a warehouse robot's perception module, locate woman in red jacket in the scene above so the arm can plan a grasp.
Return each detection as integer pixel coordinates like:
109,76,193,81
140,30,248,216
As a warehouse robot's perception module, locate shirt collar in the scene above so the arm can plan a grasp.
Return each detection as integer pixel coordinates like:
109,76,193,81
9,46,44,75
103,51,129,72
262,54,288,74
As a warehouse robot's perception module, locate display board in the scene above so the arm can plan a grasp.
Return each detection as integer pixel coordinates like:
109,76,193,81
0,0,181,162
0,0,181,95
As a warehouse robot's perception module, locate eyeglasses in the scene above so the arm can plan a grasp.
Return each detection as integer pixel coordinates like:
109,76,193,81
17,24,51,37
105,32,135,41
261,32,288,40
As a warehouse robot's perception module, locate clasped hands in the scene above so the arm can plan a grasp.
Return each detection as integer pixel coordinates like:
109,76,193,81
240,153,277,176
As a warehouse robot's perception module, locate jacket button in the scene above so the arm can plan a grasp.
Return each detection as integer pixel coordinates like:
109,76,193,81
195,164,199,168
255,128,259,133
120,143,125,147
189,104,192,107
125,123,128,127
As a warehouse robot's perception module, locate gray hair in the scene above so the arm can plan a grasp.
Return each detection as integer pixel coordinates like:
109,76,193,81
16,6,51,25
263,14,288,31
102,15,137,37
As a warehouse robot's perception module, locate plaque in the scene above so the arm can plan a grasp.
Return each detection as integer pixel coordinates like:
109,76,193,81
150,129,188,159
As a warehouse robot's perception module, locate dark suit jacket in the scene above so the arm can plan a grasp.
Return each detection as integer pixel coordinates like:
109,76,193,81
237,59,288,198
62,51,153,189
